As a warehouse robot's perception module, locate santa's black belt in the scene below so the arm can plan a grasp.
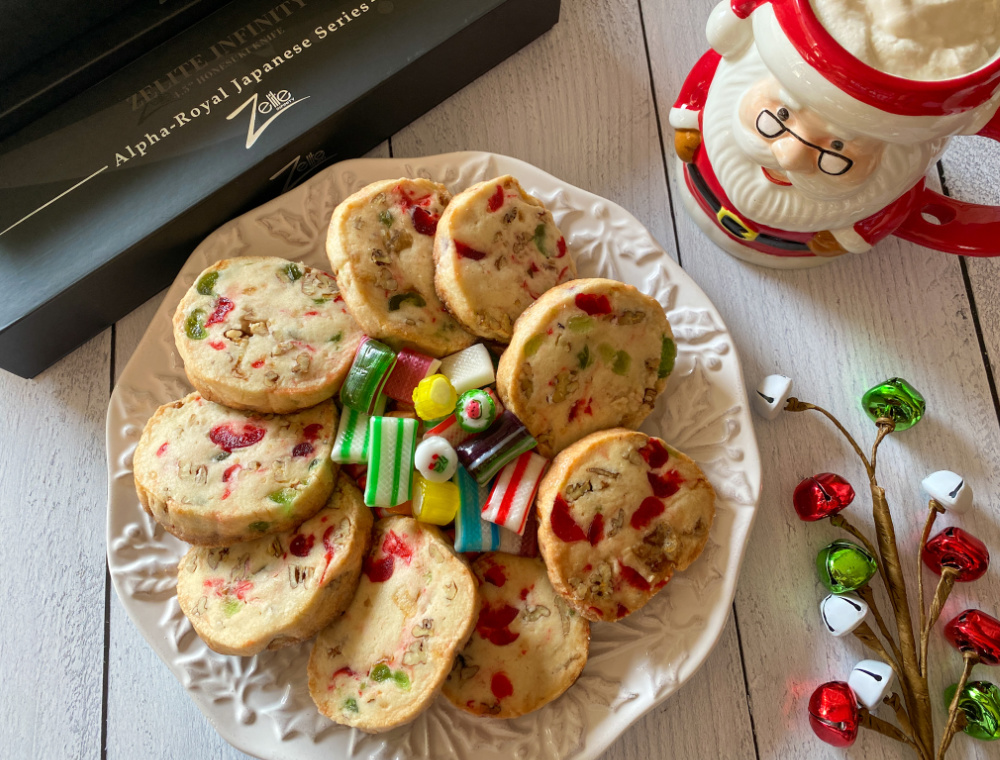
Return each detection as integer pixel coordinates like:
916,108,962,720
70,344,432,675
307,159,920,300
686,164,811,252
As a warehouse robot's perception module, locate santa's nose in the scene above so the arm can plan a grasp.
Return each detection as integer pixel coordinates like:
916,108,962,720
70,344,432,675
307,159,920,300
770,135,817,174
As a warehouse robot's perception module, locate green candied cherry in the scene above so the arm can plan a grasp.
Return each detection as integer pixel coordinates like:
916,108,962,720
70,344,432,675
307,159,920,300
283,263,303,281
388,291,426,311
343,697,359,714
370,663,392,682
659,335,676,378
313,297,331,305
392,670,411,690
568,315,593,332
268,488,297,514
944,681,1000,741
523,333,545,358
328,332,343,343
816,539,877,594
612,350,631,376
597,343,616,363
248,521,270,532
533,223,548,256
378,210,394,227
185,309,208,340
223,598,242,617
577,345,593,370
195,271,219,296
861,377,925,430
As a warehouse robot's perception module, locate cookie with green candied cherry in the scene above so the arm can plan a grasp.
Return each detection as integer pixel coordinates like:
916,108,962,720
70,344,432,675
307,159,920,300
308,516,477,733
172,256,363,414
443,553,590,718
176,473,372,656
433,175,576,342
133,392,337,546
496,278,675,457
535,429,714,622
325,178,476,357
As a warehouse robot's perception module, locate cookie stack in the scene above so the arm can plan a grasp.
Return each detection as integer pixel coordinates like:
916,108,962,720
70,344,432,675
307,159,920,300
134,174,715,734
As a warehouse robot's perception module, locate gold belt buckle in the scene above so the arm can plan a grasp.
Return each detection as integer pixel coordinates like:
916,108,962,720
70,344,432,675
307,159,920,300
716,207,758,241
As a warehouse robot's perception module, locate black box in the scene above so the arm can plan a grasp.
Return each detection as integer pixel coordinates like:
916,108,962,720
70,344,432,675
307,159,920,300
0,0,560,378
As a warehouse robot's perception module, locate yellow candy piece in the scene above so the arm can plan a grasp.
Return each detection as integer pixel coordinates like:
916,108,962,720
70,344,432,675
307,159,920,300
412,474,460,525
412,374,458,420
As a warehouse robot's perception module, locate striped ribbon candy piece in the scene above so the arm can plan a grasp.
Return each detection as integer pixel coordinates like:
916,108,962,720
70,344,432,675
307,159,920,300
453,466,499,552
382,348,441,403
331,395,387,463
481,451,548,535
364,416,418,507
497,513,539,557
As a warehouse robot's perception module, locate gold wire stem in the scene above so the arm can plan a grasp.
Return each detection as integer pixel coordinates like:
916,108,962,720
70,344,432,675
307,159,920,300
937,653,978,759
883,693,918,748
853,621,897,666
921,567,959,679
784,398,874,479
870,418,895,475
829,514,881,570
917,501,944,675
856,585,904,668
859,708,921,750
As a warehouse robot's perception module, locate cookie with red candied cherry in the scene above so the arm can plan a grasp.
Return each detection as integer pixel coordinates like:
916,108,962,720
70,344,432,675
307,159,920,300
307,516,477,733
443,553,589,718
326,178,476,357
535,429,714,622
176,473,372,656
133,392,337,546
433,175,576,342
496,278,675,457
173,256,363,414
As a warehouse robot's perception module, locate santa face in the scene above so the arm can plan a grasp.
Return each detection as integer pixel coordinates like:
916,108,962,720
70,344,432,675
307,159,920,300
735,76,885,202
702,44,945,232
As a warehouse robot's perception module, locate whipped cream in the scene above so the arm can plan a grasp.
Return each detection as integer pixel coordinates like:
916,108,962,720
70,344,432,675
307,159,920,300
811,0,1000,79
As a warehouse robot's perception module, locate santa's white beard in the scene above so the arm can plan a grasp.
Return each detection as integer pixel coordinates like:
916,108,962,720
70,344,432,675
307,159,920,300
701,45,945,232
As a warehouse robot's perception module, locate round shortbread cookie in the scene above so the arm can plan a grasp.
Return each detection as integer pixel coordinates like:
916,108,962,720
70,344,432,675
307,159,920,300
443,553,589,718
433,175,576,342
326,178,476,357
176,473,373,656
172,256,364,414
308,516,477,733
535,429,715,622
496,278,675,458
134,392,337,546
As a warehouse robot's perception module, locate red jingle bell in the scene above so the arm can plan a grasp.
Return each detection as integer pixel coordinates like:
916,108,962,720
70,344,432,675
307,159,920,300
808,681,860,747
922,527,990,582
945,609,1000,666
793,473,856,521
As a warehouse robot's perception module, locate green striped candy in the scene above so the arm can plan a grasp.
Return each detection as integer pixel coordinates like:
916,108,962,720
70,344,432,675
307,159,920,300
365,416,418,507
331,396,387,463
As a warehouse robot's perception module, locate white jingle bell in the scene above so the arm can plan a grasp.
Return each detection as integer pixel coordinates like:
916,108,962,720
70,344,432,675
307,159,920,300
414,437,458,483
921,470,972,514
848,659,895,710
752,374,792,420
819,592,868,638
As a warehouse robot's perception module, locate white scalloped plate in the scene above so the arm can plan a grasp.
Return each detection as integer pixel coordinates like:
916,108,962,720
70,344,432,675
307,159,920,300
106,151,762,760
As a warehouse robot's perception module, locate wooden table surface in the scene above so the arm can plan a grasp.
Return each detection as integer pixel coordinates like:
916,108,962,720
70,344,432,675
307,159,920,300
3,1,999,759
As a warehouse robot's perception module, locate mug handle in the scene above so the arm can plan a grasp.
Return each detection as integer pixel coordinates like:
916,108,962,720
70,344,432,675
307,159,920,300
893,110,1000,256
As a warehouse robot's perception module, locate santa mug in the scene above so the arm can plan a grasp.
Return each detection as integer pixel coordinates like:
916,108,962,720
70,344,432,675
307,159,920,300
671,0,1000,268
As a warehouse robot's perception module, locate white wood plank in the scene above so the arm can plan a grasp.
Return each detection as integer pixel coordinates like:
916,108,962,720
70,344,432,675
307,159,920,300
643,2,1000,758
0,331,110,760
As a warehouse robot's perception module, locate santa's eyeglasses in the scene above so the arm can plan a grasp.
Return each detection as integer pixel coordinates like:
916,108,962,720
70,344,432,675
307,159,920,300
755,109,854,176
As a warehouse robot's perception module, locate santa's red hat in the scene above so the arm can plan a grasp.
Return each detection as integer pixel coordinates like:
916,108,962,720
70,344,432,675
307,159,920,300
707,0,1000,143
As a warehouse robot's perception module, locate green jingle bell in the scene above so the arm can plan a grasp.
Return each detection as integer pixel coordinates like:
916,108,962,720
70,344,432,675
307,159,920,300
816,540,877,594
861,377,925,431
943,681,1000,741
